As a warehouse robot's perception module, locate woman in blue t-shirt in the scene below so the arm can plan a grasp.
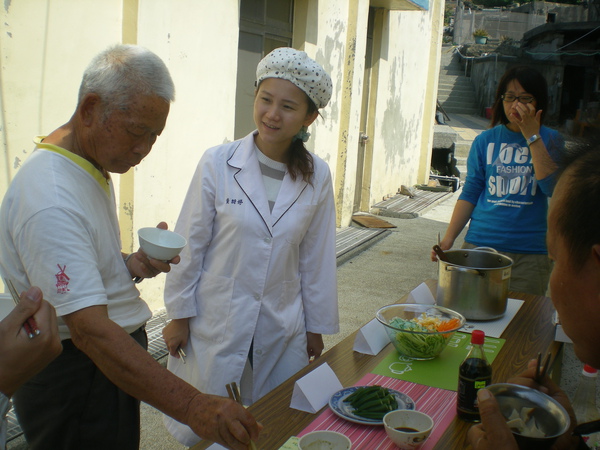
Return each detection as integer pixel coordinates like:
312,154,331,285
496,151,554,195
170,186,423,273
431,66,563,296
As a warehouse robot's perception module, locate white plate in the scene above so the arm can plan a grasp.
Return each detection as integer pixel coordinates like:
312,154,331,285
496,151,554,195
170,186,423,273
328,386,415,426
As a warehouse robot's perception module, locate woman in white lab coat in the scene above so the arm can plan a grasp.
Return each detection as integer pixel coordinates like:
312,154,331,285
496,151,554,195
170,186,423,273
162,48,339,446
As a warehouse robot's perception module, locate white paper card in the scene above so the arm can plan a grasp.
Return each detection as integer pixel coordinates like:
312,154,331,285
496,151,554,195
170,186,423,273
290,363,342,413
461,298,524,338
405,282,436,305
353,318,389,355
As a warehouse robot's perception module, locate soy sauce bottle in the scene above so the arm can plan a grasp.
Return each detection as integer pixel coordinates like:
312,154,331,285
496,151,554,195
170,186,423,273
457,330,492,422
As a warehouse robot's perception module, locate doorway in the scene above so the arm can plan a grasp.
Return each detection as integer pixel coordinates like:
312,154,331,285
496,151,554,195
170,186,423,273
234,0,294,140
353,8,377,213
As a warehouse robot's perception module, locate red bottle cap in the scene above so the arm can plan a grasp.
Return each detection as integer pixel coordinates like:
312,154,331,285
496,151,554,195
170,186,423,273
583,364,598,374
471,330,485,345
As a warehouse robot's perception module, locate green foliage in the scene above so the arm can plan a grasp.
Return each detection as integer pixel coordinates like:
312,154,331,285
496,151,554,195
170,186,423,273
473,28,489,37
444,3,455,26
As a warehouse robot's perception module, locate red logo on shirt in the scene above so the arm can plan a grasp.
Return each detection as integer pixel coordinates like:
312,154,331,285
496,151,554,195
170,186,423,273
55,264,70,294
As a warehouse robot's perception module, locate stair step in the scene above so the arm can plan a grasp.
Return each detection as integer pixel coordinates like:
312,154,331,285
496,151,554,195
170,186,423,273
438,76,468,84
437,87,475,96
436,49,478,116
440,105,479,115
440,101,478,109
455,141,472,158
438,79,473,87
439,68,467,76
438,98,476,106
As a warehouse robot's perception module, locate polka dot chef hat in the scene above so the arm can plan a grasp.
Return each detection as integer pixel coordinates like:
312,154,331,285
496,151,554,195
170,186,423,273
256,47,333,109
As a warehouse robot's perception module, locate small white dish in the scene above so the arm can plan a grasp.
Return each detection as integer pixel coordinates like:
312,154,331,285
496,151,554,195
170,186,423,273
298,430,352,450
383,410,433,449
138,228,186,261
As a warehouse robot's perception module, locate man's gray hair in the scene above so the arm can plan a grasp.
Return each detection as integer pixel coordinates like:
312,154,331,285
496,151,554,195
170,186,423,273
78,44,175,113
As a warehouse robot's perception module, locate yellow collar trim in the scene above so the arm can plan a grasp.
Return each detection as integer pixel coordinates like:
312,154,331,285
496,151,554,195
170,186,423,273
34,136,111,197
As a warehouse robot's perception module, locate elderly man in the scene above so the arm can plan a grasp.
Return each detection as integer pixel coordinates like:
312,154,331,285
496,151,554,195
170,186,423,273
0,287,62,449
0,44,260,449
467,142,600,449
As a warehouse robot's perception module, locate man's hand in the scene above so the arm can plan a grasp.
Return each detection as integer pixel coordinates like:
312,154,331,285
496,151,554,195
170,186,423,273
507,359,579,450
469,359,579,450
125,222,181,280
467,389,518,449
186,393,262,450
0,286,62,396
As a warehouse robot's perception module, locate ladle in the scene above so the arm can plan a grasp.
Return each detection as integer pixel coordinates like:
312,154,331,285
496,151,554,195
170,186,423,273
432,244,450,262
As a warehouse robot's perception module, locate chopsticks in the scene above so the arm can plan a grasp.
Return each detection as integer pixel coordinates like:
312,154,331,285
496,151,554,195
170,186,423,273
160,316,186,363
226,382,257,450
4,278,40,339
534,352,553,384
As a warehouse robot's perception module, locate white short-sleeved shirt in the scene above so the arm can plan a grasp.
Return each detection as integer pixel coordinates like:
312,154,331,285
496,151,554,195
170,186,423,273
0,141,151,340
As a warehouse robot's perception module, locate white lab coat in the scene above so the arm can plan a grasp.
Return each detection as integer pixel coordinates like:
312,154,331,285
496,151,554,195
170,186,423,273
163,131,339,446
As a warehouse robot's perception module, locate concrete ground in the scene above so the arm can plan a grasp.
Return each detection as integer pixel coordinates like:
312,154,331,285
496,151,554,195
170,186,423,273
8,113,595,449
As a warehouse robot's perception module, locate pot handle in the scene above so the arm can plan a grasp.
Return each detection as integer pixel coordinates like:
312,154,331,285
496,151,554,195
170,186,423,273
474,246,498,253
444,265,485,277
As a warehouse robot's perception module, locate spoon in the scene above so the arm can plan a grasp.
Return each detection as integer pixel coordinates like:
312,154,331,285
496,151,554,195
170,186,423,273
432,244,450,262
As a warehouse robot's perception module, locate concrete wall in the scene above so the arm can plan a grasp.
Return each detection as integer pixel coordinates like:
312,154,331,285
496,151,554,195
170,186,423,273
454,8,547,45
1,0,442,311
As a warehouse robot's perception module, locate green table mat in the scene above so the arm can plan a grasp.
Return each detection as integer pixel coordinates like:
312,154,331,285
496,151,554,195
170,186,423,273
372,332,505,391
279,436,299,449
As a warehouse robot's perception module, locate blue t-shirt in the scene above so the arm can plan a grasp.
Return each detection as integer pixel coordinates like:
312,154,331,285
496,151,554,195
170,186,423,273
459,124,562,254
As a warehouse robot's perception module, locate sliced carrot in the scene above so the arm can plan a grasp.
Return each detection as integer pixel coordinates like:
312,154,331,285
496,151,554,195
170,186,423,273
437,318,460,332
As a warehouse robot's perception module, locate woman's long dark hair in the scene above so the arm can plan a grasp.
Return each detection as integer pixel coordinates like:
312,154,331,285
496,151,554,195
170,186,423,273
288,97,318,183
490,66,549,127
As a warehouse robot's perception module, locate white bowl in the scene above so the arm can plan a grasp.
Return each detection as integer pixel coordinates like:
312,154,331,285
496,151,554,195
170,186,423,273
298,430,352,450
138,228,187,261
383,410,433,450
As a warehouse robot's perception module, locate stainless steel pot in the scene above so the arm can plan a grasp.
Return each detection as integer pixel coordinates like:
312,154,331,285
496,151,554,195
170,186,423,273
436,247,513,320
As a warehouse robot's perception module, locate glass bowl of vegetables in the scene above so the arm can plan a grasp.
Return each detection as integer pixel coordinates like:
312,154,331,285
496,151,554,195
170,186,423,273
376,304,465,360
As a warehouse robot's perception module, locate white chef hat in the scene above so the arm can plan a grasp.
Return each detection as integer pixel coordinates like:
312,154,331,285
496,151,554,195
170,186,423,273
256,47,333,109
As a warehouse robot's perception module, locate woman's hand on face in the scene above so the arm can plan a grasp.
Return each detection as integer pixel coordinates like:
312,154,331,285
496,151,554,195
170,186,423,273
511,103,542,139
163,318,190,358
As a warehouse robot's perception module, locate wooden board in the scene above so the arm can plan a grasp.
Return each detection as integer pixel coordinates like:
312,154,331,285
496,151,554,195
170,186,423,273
351,215,396,228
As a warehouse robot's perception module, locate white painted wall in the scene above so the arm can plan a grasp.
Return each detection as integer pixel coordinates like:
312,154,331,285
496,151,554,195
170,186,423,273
132,0,241,305
369,6,438,205
0,0,442,311
0,0,122,193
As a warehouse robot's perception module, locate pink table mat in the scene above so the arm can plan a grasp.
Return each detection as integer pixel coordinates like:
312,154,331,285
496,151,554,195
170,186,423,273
297,373,457,449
